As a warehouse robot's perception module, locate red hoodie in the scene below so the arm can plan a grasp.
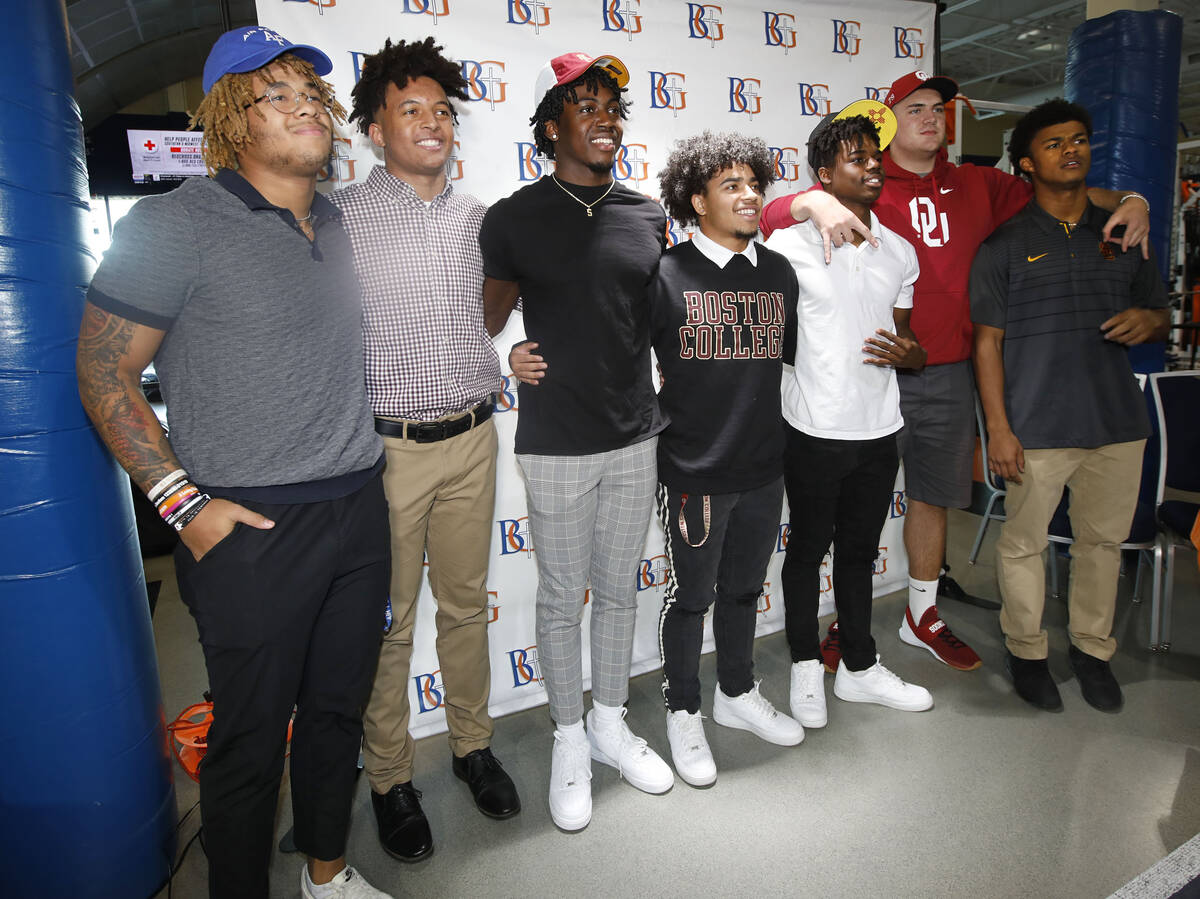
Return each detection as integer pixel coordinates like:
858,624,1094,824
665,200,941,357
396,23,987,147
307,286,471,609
761,147,1031,365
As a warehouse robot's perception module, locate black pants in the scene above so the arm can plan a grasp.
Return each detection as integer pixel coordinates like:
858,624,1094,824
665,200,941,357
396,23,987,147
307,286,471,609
173,476,390,899
657,477,784,713
781,427,898,672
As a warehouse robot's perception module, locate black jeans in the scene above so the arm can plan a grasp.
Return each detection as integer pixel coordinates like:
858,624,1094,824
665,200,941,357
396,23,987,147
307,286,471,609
781,426,898,672
173,476,390,899
657,477,784,713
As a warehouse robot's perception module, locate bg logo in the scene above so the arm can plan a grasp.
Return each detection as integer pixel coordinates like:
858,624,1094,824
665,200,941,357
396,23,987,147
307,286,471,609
797,82,831,116
461,60,507,109
769,146,802,183
637,554,671,591
832,19,861,56
448,140,463,181
764,12,796,52
819,555,833,594
614,143,649,187
317,137,356,184
865,85,891,101
507,0,550,31
349,51,370,85
909,196,950,247
889,489,907,519
401,0,449,19
413,669,445,713
496,374,519,412
728,78,761,117
894,26,924,58
508,645,543,687
497,516,534,556
603,0,642,39
873,547,889,576
686,3,724,44
777,523,790,553
649,72,688,117
515,142,554,181
487,590,500,623
757,583,772,614
665,216,694,247
283,0,335,14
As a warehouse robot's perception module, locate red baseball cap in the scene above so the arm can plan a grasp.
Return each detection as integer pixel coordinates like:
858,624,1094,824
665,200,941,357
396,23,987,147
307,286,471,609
884,70,958,108
534,52,630,105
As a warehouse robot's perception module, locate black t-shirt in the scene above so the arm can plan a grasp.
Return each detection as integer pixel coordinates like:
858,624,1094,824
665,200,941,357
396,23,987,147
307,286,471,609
970,200,1167,449
650,240,798,494
480,177,668,455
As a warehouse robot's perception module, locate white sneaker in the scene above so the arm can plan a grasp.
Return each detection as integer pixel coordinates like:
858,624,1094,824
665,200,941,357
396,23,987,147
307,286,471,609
712,681,804,746
301,865,394,899
586,707,674,794
789,659,828,728
833,656,933,712
665,710,717,787
549,729,592,831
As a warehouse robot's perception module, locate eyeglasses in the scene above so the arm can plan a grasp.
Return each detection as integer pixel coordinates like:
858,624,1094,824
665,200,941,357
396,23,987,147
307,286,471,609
247,84,330,115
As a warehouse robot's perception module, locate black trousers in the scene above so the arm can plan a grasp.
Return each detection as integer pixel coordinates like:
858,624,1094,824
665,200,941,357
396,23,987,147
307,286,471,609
173,475,390,899
656,477,784,713
781,426,898,672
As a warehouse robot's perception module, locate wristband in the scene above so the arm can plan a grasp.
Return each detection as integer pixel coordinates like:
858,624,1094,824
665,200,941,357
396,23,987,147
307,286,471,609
1118,192,1149,214
172,494,211,532
148,469,188,503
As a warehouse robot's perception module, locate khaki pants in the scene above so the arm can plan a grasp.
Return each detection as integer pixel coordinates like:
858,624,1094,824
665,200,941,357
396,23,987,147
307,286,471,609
363,417,498,792
996,439,1144,661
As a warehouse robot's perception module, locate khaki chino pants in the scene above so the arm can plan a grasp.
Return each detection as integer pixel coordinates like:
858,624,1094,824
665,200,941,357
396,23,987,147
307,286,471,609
996,439,1144,661
363,417,498,793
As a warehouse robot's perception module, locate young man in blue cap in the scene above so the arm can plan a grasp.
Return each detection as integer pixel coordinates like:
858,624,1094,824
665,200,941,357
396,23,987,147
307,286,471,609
77,26,392,899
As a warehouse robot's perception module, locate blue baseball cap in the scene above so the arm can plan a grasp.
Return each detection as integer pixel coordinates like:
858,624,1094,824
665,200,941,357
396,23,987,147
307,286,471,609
202,26,333,94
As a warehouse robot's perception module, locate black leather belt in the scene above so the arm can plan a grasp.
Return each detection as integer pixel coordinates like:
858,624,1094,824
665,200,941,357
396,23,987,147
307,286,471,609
375,401,494,443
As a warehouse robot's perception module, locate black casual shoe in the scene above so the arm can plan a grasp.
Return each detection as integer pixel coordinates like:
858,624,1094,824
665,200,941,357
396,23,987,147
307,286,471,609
452,747,521,819
1068,645,1124,712
938,566,1001,611
1005,652,1063,712
371,782,433,862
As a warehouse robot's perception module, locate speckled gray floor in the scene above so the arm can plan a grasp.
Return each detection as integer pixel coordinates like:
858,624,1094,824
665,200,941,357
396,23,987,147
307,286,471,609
152,509,1200,899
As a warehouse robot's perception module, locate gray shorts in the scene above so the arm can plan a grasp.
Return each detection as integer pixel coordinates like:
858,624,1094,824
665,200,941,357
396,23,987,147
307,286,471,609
896,360,976,510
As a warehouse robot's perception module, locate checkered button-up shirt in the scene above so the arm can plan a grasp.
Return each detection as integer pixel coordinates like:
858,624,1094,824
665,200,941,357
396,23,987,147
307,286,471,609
332,166,500,420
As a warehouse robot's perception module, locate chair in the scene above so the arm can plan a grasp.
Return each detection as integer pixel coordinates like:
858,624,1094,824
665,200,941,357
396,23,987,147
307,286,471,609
1148,370,1200,650
967,392,1006,565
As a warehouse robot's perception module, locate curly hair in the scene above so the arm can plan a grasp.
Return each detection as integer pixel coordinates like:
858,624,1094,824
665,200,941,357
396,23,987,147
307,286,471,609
529,70,630,159
348,37,469,135
189,53,346,176
807,115,881,180
657,131,776,226
1008,98,1092,179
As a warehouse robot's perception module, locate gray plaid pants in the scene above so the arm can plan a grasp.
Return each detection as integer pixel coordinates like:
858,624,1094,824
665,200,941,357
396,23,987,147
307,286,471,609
516,437,657,724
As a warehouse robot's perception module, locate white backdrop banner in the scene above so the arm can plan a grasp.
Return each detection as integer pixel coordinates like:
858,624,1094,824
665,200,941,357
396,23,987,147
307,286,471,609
256,0,935,737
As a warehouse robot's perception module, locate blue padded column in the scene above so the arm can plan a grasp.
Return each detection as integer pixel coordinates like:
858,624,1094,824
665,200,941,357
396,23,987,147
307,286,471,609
1065,9,1182,371
0,3,176,897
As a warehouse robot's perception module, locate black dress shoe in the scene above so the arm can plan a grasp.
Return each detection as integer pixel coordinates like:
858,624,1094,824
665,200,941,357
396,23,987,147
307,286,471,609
938,567,1001,611
1069,645,1124,712
452,747,521,819
1005,652,1063,711
371,782,433,862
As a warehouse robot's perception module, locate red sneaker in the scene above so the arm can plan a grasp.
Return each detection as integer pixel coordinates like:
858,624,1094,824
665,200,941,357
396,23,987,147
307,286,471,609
899,606,982,671
820,621,841,673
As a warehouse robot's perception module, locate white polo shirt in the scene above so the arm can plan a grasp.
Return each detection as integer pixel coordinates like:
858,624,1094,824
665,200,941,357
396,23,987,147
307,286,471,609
765,215,918,441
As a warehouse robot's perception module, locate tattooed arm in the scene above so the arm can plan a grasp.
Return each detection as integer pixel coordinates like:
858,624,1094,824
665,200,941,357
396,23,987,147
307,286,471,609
76,302,273,560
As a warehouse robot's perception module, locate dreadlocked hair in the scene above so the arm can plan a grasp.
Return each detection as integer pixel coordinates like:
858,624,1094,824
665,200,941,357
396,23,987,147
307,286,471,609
348,37,468,135
529,70,630,159
189,53,346,176
807,115,880,181
658,130,776,227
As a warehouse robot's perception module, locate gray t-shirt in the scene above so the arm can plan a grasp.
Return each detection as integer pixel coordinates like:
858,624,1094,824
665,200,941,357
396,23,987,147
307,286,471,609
88,171,381,496
969,199,1167,450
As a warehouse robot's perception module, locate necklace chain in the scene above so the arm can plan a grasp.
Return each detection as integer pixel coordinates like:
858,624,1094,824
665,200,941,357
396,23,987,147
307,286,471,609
551,175,614,217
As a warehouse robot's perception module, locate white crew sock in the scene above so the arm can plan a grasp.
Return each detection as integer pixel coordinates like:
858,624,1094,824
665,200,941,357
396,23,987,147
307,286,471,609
556,719,586,740
908,576,939,621
590,701,624,727
304,865,348,898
